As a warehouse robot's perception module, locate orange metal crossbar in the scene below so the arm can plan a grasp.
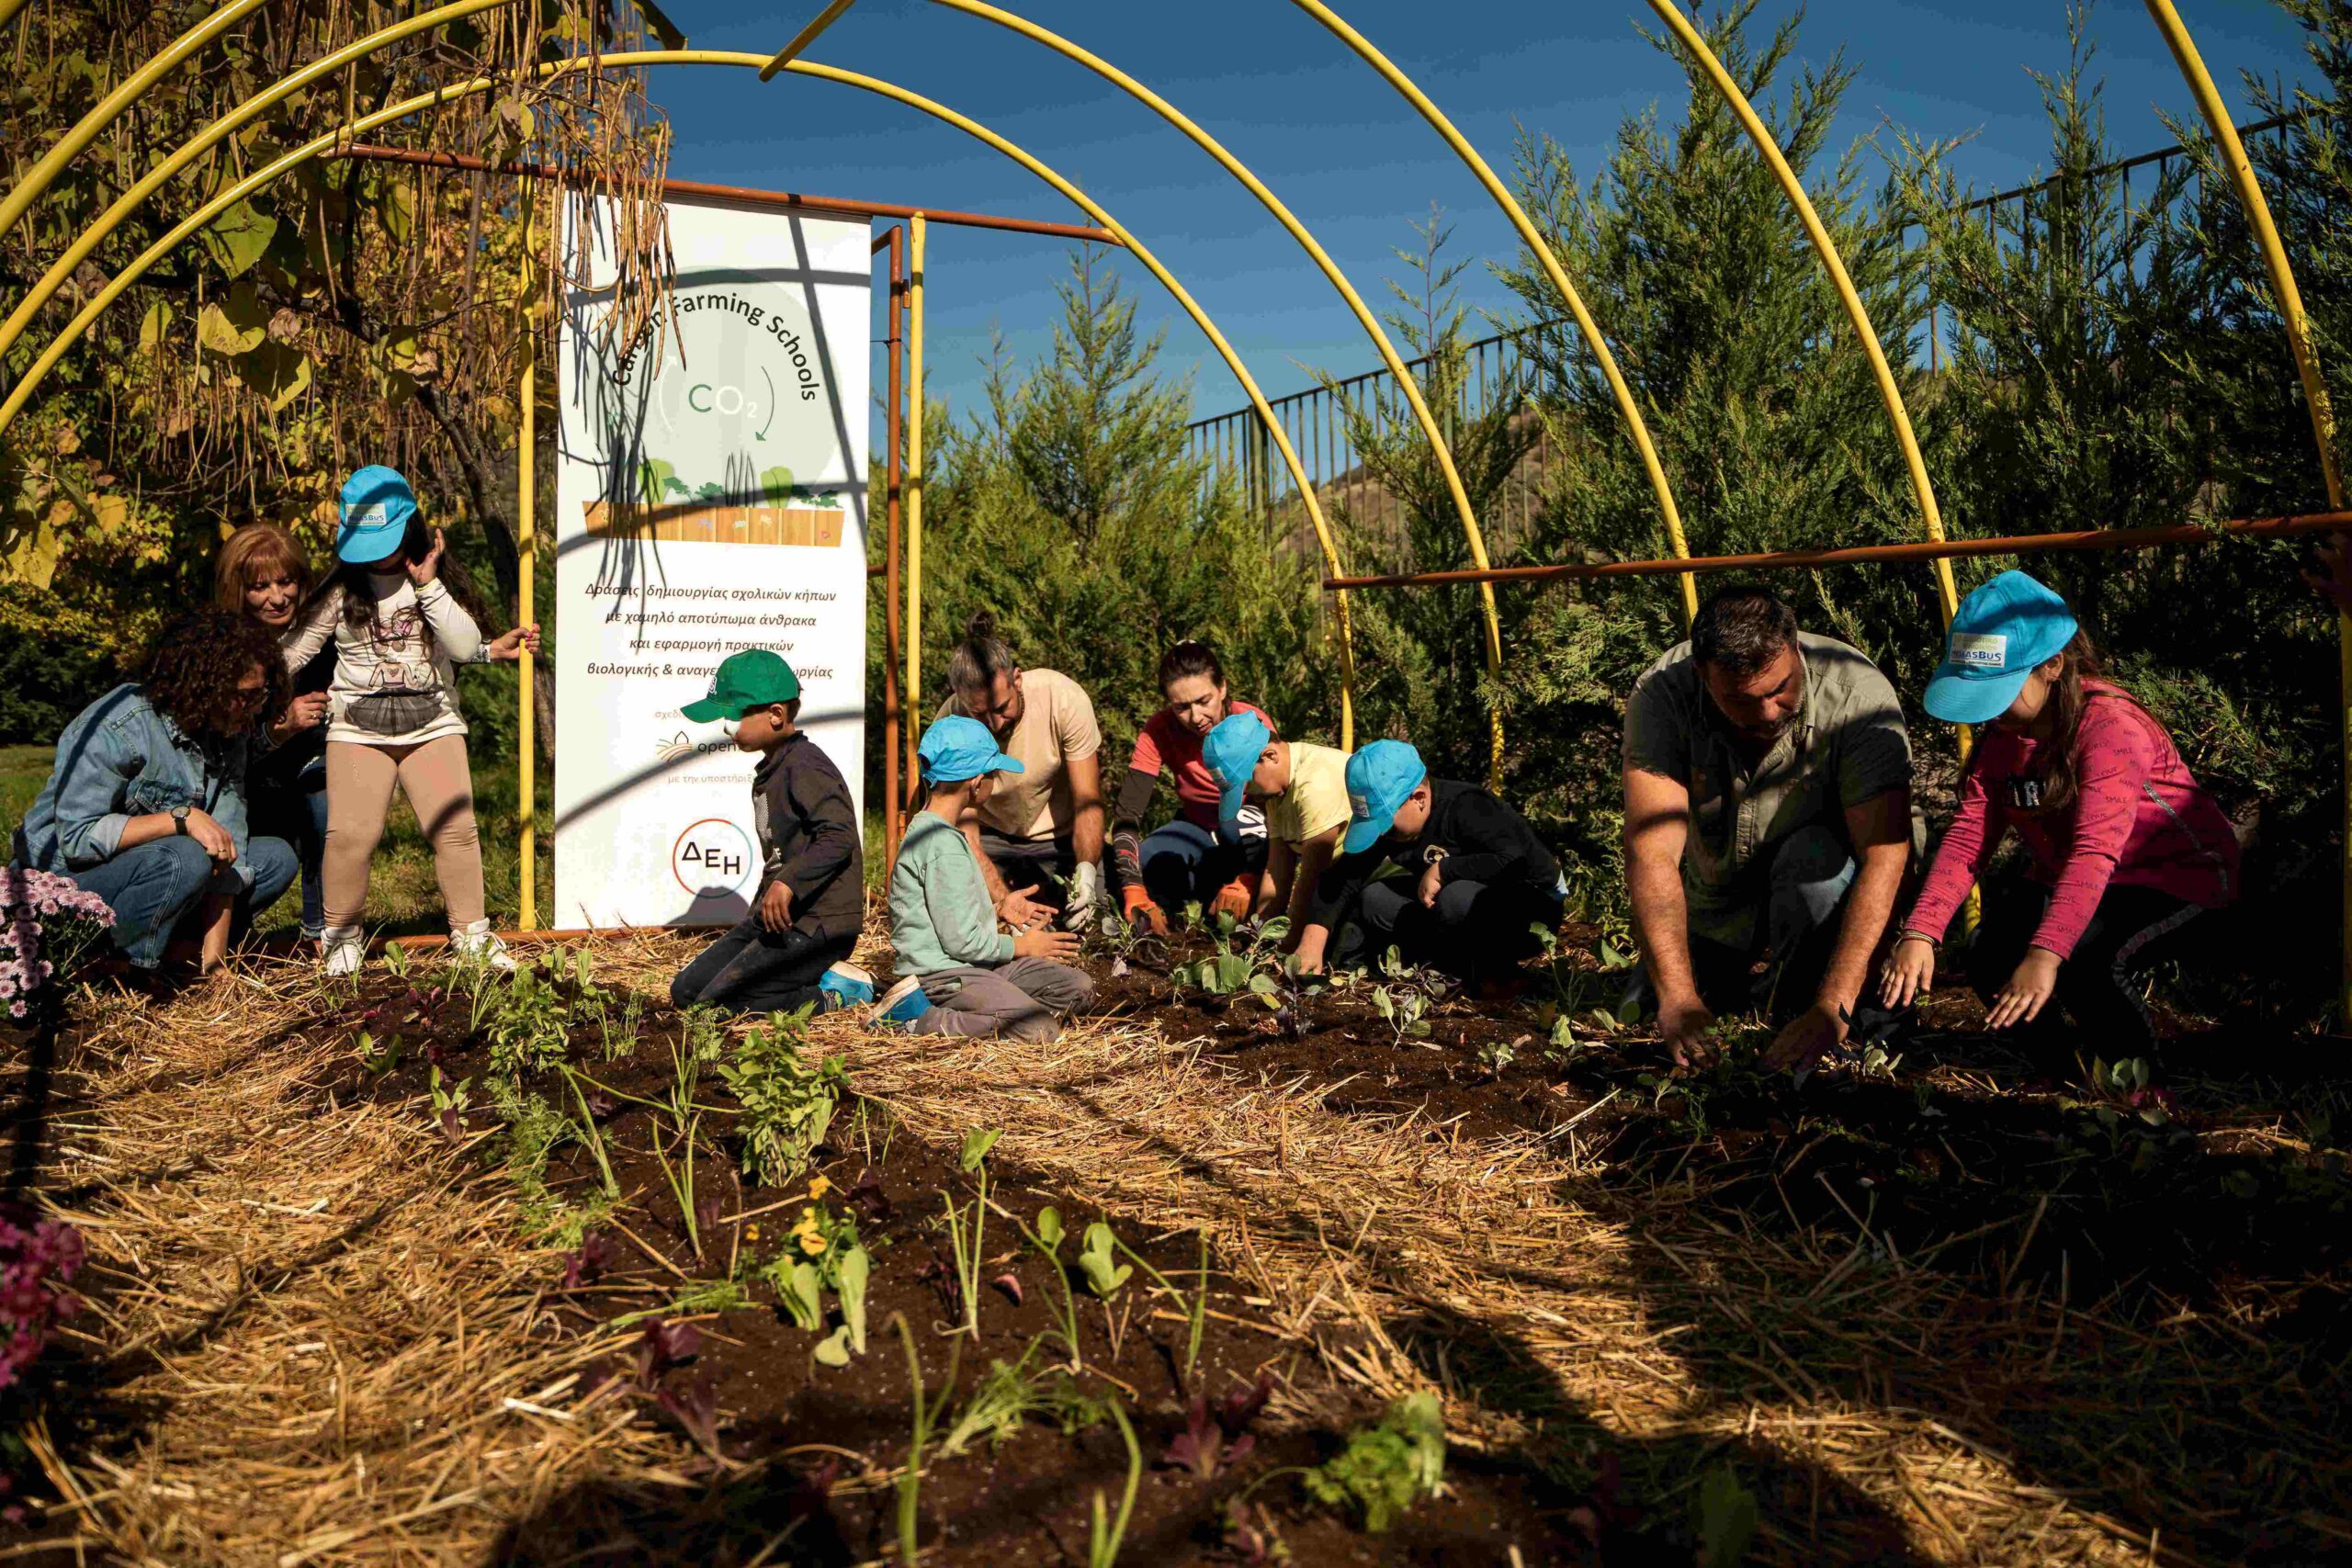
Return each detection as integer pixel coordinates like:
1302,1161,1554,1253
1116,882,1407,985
334,141,1123,245
1321,511,2352,592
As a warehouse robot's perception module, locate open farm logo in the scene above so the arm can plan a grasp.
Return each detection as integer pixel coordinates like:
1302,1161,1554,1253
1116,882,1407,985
673,818,755,898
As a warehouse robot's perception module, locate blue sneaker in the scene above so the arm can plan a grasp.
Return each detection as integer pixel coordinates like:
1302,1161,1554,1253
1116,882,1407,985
870,974,931,1027
819,962,875,1012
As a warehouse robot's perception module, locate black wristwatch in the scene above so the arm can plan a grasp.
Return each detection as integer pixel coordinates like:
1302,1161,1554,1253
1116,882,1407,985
171,805,191,836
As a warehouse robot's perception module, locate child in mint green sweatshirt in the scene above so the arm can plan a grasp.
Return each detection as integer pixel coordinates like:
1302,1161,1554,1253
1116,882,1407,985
874,716,1094,1042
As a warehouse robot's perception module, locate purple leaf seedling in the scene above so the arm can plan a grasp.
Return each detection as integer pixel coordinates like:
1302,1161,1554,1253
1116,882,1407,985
990,1270,1024,1307
1159,1394,1255,1481
847,1167,892,1222
655,1372,724,1456
632,1318,702,1385
560,1231,619,1291
1220,1499,1289,1564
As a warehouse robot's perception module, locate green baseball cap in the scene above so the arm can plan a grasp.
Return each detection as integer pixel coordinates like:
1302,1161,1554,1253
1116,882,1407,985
682,649,801,722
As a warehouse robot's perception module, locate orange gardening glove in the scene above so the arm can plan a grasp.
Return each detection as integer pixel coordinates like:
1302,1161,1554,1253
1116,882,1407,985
1122,883,1169,938
1211,877,1254,922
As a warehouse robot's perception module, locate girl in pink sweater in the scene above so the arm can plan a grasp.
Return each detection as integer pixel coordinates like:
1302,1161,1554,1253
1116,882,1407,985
1882,571,2237,1052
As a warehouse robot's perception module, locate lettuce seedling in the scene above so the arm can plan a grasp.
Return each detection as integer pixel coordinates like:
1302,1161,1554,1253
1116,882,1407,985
1303,1392,1445,1533
1078,1221,1130,1300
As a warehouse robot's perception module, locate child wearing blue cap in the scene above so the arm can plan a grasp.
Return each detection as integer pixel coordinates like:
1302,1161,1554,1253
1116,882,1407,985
280,466,537,975
1883,571,2239,1052
668,649,872,1018
1291,739,1566,989
1198,712,1352,950
875,716,1096,1040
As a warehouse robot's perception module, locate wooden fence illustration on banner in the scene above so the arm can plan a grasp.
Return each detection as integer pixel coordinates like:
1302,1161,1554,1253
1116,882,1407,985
581,500,847,547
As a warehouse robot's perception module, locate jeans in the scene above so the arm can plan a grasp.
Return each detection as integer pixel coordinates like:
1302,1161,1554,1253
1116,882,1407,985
672,919,859,1017
1138,818,1268,912
1628,824,1857,1025
1962,874,2201,1055
66,835,299,967
913,958,1096,1043
1331,874,1566,982
250,761,330,939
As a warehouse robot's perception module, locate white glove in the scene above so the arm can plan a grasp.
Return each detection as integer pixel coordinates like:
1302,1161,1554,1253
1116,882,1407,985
1061,862,1103,931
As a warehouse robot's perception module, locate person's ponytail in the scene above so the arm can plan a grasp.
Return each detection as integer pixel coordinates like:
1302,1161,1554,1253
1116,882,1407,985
949,611,1016,698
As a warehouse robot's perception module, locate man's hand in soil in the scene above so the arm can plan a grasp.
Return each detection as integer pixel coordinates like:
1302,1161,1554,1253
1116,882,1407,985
997,887,1050,931
758,880,793,933
1059,863,1103,932
1763,999,1847,1074
1013,927,1083,962
1658,993,1716,1069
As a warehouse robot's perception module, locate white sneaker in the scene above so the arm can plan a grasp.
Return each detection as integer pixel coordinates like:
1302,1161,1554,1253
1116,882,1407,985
870,974,930,1026
320,927,366,977
447,919,516,972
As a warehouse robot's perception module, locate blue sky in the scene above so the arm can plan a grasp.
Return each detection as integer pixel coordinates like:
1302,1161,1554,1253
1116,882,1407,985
650,0,2323,429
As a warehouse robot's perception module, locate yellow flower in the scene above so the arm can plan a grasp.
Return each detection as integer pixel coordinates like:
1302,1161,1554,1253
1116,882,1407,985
808,1176,834,1199
797,1232,828,1256
745,1224,762,1240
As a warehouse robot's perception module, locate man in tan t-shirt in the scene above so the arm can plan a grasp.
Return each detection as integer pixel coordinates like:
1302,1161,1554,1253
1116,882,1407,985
936,615,1106,932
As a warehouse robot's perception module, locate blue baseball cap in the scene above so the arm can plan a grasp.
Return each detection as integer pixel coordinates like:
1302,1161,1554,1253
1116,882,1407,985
918,716,1024,784
1341,739,1428,854
1925,570,2079,725
336,466,417,564
1202,712,1273,820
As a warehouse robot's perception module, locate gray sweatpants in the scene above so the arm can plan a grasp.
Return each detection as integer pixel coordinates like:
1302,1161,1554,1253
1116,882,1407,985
913,959,1096,1043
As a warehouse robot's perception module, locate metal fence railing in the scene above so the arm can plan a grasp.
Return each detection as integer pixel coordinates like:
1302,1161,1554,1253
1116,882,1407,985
1186,110,2312,553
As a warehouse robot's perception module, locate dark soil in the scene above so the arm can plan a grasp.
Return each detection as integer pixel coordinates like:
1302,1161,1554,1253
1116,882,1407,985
305,957,1586,1566
1079,925,2352,1324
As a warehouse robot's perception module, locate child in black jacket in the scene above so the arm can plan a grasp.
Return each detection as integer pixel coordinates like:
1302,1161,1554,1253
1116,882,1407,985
1292,739,1566,987
669,650,870,1016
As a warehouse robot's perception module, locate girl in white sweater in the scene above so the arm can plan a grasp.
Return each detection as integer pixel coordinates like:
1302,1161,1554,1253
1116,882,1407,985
282,466,535,973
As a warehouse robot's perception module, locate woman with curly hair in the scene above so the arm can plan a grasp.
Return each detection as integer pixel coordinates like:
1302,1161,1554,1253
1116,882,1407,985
216,519,534,948
11,610,298,976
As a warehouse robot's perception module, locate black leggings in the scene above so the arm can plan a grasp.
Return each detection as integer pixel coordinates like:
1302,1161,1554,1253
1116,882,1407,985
1962,874,2203,1054
672,919,857,1016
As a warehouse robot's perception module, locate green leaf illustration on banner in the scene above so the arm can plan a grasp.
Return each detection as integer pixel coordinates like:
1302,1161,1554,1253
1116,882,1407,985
759,466,795,507
637,457,677,506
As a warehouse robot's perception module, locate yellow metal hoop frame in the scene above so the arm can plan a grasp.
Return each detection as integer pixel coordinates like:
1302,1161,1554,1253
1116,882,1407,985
1640,0,1961,626
0,0,522,373
920,0,1494,774
2142,0,2352,1013
1289,0,1699,626
0,50,1362,741
0,0,277,243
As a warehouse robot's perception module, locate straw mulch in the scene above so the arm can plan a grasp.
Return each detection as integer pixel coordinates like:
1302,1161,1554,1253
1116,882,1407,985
17,929,2349,1565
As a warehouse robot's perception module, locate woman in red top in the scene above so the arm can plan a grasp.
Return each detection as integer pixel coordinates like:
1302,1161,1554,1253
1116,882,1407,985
1112,641,1272,935
1882,571,2238,1053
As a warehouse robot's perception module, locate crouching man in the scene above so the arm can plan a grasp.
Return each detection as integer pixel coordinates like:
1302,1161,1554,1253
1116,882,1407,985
1291,740,1566,990
1622,586,1917,1068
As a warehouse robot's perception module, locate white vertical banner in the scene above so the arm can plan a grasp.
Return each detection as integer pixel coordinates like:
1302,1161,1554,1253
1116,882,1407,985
553,196,870,928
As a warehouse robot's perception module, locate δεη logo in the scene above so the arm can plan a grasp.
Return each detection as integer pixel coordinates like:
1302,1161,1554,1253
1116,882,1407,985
673,818,756,898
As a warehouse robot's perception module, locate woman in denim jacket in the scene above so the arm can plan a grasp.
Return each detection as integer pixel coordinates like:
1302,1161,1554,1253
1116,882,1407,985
14,611,298,976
